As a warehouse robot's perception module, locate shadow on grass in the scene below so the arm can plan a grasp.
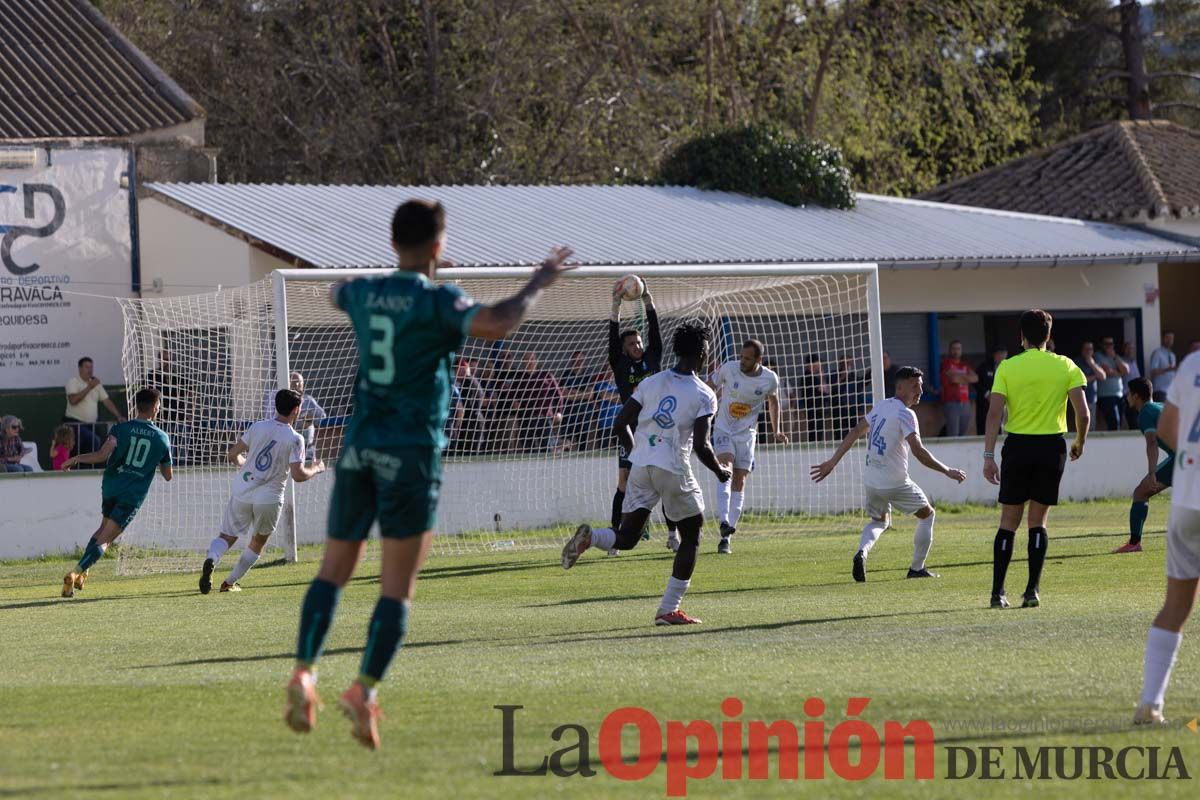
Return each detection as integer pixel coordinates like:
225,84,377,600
0,590,201,611
130,637,468,670
0,777,226,797
525,583,788,608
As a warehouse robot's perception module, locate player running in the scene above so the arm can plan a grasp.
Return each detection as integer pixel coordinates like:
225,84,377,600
60,388,172,597
1115,377,1174,554
285,199,573,749
608,281,678,550
811,366,966,581
561,321,732,625
709,339,789,554
199,389,326,594
1134,350,1200,725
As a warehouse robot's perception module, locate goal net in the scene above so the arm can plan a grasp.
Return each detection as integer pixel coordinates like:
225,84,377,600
116,265,882,574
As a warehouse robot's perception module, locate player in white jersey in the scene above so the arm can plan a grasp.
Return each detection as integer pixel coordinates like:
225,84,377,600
708,339,789,555
811,366,965,582
561,321,732,625
1136,351,1200,725
199,389,326,593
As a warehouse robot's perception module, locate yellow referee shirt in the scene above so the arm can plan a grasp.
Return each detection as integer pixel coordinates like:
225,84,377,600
991,349,1087,435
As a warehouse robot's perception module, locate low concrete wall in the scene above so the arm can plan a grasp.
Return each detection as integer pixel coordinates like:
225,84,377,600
0,433,1150,559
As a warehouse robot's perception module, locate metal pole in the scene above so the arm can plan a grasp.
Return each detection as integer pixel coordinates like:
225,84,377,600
272,271,298,563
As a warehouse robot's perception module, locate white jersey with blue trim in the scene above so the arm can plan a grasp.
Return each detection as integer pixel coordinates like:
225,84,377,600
862,397,919,489
1168,352,1200,512
230,418,305,504
629,370,717,475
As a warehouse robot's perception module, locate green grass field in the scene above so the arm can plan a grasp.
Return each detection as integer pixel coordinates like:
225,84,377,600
1,498,1197,798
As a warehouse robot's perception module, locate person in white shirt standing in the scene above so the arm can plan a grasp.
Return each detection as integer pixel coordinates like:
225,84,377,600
811,366,966,582
560,321,732,625
64,356,126,457
1135,350,1200,725
1149,331,1178,402
200,389,326,593
708,339,789,555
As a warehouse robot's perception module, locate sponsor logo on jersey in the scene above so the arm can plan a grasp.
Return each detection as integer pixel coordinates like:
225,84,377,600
729,402,752,419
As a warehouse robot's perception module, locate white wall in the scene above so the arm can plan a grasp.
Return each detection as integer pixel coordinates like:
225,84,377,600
137,199,284,297
0,434,1152,560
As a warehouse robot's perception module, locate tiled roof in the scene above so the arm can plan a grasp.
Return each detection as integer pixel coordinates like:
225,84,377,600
0,0,203,139
145,182,1200,270
919,120,1200,222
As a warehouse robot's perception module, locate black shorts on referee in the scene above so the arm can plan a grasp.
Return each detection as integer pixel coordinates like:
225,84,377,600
999,433,1067,506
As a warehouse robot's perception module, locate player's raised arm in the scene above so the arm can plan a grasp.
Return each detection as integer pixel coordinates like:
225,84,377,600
693,414,731,482
906,432,966,483
810,415,870,483
468,247,574,341
608,288,624,367
612,398,641,457
644,285,662,365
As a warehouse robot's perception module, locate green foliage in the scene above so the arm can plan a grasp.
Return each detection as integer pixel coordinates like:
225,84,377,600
657,123,855,209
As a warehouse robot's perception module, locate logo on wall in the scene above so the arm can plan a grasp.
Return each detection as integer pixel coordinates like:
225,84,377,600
0,183,66,275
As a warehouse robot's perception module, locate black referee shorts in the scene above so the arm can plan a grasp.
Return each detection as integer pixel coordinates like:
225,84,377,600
998,433,1067,506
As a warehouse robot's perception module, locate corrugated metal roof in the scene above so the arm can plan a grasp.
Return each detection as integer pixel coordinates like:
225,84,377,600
0,0,203,139
145,183,1200,270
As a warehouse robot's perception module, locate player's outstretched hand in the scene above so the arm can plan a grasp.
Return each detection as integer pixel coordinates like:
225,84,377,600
1069,439,1085,461
312,459,326,474
716,465,733,483
773,431,790,444
532,246,575,290
946,467,967,484
983,458,1000,485
810,460,835,483
62,457,76,470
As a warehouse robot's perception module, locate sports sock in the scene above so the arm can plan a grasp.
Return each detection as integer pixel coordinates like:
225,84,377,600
295,578,341,667
1025,527,1048,596
225,548,260,585
657,576,690,617
591,527,617,551
1140,626,1183,710
911,511,935,571
716,480,731,525
671,528,700,580
857,520,887,555
76,536,108,572
206,536,231,564
729,491,745,529
991,529,1016,596
1129,501,1149,544
359,597,410,685
611,490,624,530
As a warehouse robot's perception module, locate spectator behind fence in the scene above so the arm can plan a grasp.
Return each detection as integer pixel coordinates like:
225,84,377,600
1076,342,1102,423
263,371,327,459
881,350,900,399
515,352,563,453
940,340,978,437
64,356,125,457
52,425,74,470
1,416,33,473
1094,336,1129,431
1148,331,1177,402
976,344,1008,438
833,354,865,435
559,350,596,452
448,358,487,455
1122,341,1143,429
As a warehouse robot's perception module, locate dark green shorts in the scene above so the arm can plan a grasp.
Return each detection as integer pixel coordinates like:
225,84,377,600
328,444,441,541
1157,458,1175,489
101,494,144,530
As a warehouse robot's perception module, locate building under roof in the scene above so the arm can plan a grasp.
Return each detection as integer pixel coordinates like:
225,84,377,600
145,182,1199,271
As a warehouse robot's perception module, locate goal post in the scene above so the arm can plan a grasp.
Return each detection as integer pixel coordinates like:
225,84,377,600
116,262,883,574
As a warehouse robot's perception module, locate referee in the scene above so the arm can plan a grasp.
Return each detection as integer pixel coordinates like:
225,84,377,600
983,309,1090,608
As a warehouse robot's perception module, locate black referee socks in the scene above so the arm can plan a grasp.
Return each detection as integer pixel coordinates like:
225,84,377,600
992,529,1016,596
1025,527,1048,597
611,490,625,529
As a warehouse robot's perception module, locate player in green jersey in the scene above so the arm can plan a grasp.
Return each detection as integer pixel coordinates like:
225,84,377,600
1115,377,1176,554
285,199,573,749
60,388,173,597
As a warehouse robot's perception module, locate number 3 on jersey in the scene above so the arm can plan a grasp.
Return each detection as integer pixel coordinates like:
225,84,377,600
368,314,395,384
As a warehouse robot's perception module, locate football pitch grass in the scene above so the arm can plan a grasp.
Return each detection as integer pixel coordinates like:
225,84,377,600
1,499,1197,799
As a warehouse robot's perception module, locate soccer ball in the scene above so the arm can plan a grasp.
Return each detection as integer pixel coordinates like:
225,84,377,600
615,274,645,301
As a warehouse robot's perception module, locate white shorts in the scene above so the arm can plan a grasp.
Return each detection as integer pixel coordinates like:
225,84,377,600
713,428,756,471
1166,507,1200,580
623,464,705,521
864,480,930,520
220,497,283,540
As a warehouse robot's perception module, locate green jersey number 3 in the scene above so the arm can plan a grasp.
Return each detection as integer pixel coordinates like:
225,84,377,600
368,314,395,384
124,436,153,468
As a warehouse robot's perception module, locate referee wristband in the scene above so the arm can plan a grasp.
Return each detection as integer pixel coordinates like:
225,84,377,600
982,451,995,459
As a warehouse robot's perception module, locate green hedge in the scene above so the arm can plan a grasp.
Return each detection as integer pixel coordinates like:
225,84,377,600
656,123,855,209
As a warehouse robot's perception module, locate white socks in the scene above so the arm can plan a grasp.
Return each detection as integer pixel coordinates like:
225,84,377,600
658,576,690,616
590,527,617,551
729,491,745,529
716,480,731,525
857,519,887,555
911,511,935,571
226,548,260,585
206,537,231,564
1140,626,1183,710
